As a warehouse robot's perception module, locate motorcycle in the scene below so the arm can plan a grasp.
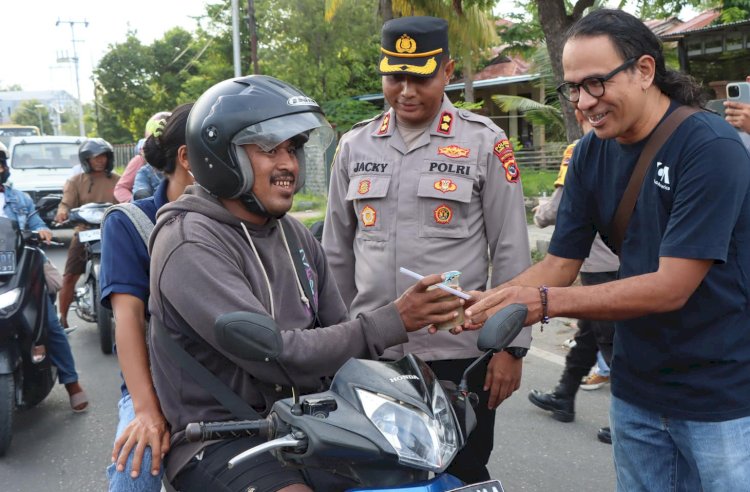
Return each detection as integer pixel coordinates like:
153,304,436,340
0,195,64,456
184,304,528,492
67,202,114,354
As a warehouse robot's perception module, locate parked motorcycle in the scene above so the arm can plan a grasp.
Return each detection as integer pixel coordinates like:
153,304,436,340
185,305,527,492
0,195,63,456
67,202,114,354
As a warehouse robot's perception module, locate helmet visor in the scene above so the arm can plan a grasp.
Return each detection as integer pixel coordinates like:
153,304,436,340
232,112,334,152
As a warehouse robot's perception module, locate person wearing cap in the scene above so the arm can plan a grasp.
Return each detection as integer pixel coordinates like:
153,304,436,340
114,112,171,203
147,75,464,491
322,16,531,483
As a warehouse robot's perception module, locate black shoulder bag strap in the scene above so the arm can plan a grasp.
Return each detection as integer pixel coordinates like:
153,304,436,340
610,105,699,254
280,217,321,328
152,315,262,421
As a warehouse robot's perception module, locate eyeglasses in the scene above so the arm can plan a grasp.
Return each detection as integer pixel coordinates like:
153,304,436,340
556,57,638,103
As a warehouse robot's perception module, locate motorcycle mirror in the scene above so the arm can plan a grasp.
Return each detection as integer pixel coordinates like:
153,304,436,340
214,312,283,362
458,304,528,394
477,304,527,352
35,194,62,215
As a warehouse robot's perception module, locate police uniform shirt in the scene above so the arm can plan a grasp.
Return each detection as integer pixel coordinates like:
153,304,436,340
323,96,531,362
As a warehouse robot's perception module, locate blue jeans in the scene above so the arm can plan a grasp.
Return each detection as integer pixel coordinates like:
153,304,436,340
611,395,750,491
45,296,78,385
596,351,610,377
106,393,164,492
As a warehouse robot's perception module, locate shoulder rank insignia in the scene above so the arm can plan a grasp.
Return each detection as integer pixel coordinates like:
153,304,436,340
434,178,458,193
361,205,377,227
358,179,371,195
433,204,453,224
437,111,453,134
378,113,391,135
437,145,470,159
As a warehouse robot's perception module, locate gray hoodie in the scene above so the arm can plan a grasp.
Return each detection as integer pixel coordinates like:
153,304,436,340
148,185,408,476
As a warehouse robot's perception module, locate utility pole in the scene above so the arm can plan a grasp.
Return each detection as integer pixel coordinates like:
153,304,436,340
56,18,88,136
231,0,241,77
247,0,259,74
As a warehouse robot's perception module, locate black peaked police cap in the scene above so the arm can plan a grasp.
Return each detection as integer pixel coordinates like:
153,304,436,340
379,16,449,78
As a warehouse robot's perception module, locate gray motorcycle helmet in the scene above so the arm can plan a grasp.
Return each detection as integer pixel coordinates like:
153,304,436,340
186,75,333,216
78,138,115,175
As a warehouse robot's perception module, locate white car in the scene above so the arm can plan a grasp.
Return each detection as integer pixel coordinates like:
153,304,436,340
7,135,86,225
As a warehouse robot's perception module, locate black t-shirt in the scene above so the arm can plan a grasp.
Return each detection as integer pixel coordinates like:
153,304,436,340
551,102,750,421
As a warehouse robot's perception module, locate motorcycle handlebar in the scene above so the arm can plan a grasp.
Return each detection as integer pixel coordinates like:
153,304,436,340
185,419,273,443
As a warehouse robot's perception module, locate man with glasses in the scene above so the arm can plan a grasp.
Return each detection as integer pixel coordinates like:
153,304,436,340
461,8,750,490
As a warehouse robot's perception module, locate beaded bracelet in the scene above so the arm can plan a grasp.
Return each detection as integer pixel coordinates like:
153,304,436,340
538,285,550,325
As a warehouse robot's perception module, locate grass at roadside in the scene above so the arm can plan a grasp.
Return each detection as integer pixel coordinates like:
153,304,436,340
522,170,557,198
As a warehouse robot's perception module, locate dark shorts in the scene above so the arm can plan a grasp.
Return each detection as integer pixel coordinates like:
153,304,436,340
63,233,87,276
172,436,359,492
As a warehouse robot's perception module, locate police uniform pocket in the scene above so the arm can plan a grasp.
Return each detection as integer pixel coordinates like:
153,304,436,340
417,174,472,238
346,175,391,241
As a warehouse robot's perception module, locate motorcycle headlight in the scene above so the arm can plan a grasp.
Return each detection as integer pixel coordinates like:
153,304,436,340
77,208,106,224
356,383,460,472
0,288,22,311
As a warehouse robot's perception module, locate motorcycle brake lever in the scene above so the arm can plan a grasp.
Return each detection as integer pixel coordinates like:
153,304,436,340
227,434,304,469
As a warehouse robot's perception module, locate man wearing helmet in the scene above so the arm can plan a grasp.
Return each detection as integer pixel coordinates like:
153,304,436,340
148,75,464,491
55,138,120,329
0,143,88,411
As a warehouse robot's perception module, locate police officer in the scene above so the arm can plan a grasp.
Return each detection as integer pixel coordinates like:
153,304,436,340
322,16,531,483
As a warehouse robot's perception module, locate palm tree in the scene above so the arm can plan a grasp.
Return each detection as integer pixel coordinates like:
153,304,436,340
492,43,570,143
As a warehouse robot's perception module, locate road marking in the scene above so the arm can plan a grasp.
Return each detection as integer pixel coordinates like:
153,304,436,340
529,346,566,366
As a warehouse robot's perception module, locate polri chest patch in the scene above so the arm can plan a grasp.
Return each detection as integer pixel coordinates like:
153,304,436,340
433,204,453,224
358,179,371,195
433,178,458,193
361,205,377,227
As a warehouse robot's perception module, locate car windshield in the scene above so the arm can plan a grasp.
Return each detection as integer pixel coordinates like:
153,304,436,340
11,142,79,170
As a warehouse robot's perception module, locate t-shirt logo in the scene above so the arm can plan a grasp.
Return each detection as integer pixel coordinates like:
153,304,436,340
654,161,671,191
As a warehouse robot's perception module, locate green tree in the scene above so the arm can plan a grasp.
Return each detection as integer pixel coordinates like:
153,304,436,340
259,0,382,102
94,27,206,142
11,100,53,135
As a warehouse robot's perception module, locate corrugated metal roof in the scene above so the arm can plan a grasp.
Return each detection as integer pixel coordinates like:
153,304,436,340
661,17,750,40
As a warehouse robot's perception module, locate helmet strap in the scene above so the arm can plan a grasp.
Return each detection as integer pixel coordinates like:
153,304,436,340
239,192,287,220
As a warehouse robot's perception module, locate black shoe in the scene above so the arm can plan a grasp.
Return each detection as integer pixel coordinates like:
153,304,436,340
528,389,575,422
597,426,612,444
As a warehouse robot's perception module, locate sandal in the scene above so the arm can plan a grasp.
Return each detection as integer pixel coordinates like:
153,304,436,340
69,390,89,413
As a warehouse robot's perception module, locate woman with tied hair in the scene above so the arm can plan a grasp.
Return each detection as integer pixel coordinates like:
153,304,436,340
100,103,194,491
114,111,172,203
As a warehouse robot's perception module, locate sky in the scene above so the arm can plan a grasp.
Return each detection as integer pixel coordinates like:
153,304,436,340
7,0,700,104
6,0,212,102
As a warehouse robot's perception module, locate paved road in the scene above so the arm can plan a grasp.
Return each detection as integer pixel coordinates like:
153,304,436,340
0,225,617,491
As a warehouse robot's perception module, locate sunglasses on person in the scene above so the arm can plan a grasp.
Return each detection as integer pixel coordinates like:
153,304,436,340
556,57,638,103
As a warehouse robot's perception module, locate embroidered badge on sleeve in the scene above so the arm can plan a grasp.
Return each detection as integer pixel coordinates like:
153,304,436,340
493,139,521,183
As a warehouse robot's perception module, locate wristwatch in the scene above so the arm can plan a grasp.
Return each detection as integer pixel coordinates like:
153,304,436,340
504,347,529,359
